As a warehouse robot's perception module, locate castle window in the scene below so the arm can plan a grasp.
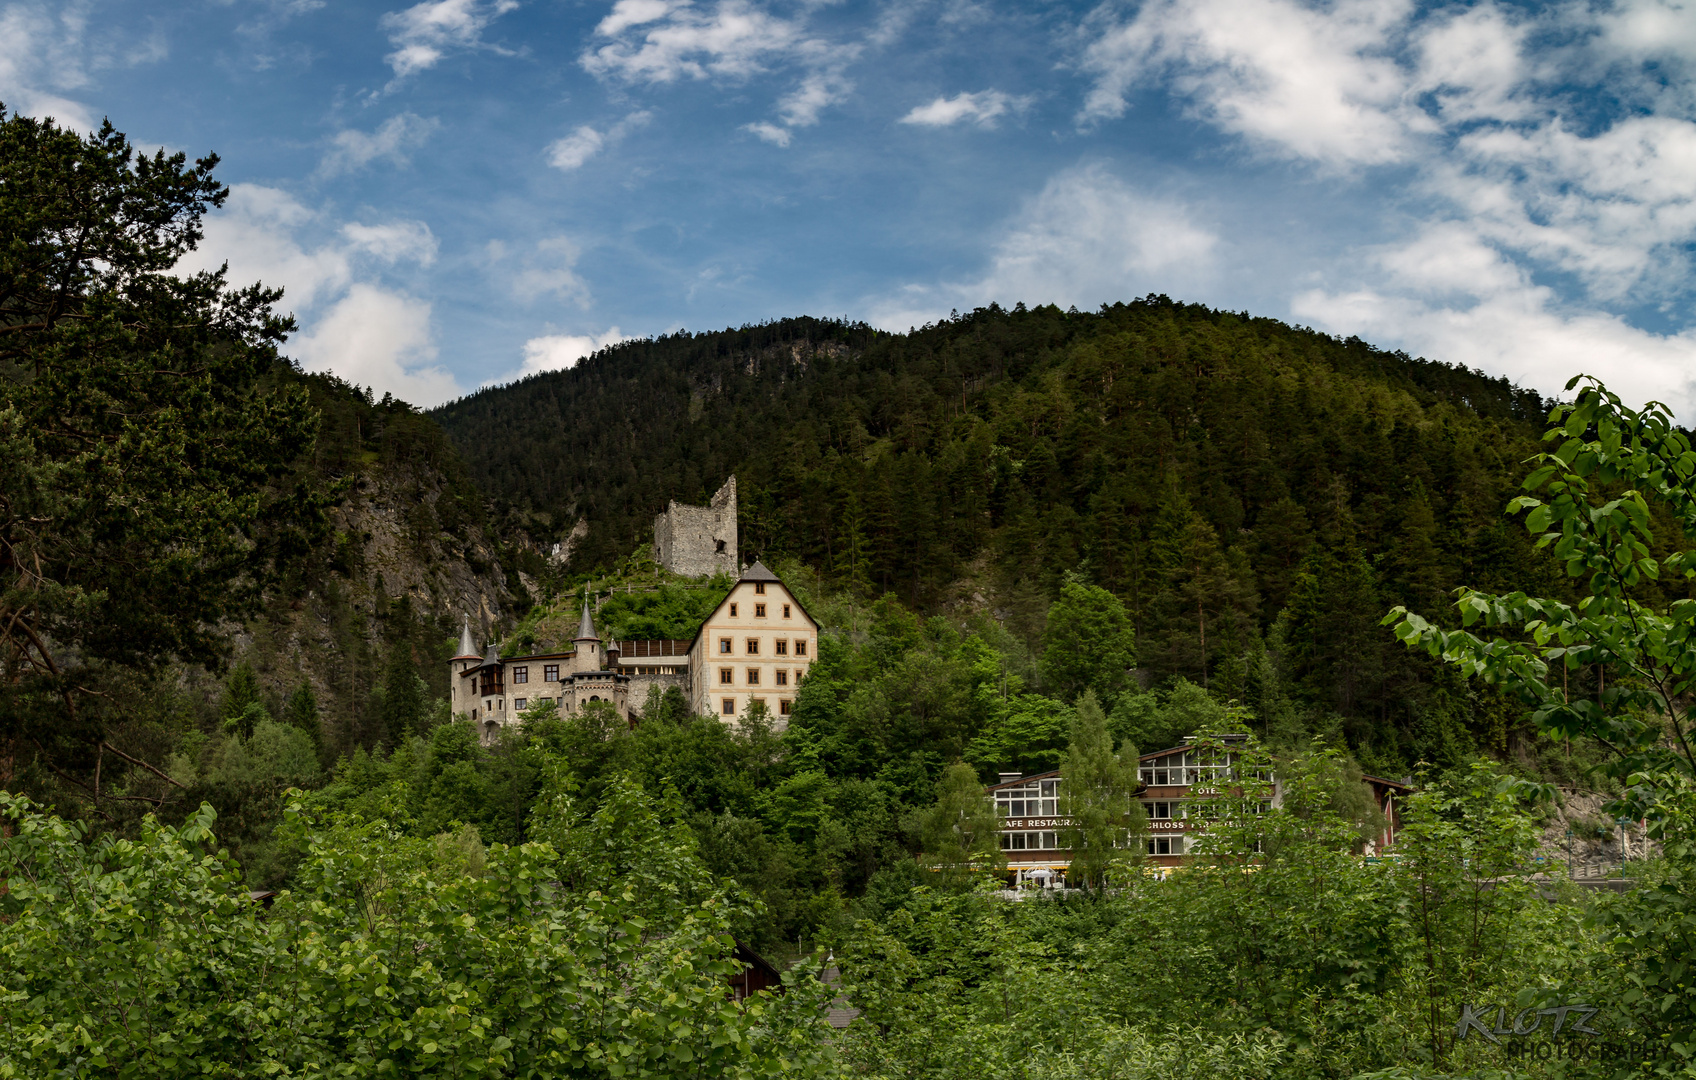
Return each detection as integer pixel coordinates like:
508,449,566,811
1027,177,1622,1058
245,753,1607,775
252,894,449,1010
723,698,735,715
720,668,733,685
544,665,558,682
515,698,527,711
730,603,738,617
780,700,793,716
755,603,766,617
795,641,807,657
775,670,788,686
720,638,732,654
513,667,528,684
746,638,759,655
755,582,766,594
472,708,478,720
774,640,787,656
783,604,791,618
716,539,726,553
747,668,760,685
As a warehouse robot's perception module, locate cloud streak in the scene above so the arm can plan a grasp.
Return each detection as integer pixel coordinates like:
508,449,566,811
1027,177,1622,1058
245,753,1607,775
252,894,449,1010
380,0,519,82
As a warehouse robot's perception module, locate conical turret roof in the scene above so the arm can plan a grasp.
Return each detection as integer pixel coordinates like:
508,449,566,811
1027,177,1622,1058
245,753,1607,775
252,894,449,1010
574,598,599,642
453,619,479,660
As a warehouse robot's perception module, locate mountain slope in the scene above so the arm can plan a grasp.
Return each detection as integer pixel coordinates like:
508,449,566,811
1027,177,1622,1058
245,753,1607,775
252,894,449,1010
430,298,1595,768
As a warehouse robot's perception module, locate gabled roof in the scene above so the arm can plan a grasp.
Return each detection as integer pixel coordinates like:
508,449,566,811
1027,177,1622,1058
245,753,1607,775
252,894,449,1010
681,564,820,655
742,560,780,583
480,642,501,669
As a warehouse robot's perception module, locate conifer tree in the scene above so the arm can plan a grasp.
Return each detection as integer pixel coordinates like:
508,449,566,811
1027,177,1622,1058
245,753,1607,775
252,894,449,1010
919,762,1005,886
1059,691,1144,887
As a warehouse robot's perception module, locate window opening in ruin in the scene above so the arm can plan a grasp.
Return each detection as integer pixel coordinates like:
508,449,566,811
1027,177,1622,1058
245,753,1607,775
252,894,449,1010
716,539,726,553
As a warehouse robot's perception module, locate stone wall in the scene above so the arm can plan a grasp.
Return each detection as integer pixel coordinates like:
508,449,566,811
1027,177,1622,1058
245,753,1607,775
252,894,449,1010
654,476,738,578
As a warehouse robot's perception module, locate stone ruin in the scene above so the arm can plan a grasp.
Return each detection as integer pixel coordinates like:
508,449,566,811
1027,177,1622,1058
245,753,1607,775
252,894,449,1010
653,476,738,578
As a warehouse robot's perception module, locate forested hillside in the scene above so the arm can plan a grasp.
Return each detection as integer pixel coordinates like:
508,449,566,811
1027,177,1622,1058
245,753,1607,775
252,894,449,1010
433,301,1621,773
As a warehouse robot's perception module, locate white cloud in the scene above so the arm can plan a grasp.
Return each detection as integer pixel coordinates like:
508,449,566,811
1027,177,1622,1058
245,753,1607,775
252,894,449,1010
581,0,862,145
176,184,454,406
743,120,791,146
341,219,439,265
510,236,591,304
868,165,1217,328
778,69,853,128
1078,0,1422,166
1294,269,1696,420
582,0,805,84
319,112,440,175
596,0,679,36
1070,0,1696,413
544,111,650,171
901,89,1026,128
380,0,519,81
292,284,462,407
0,3,97,131
547,126,605,170
488,327,633,385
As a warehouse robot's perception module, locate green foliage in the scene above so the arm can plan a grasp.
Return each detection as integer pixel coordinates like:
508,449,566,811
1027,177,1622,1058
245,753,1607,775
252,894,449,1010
0,109,323,798
1059,691,1144,886
435,300,1556,768
917,762,1005,887
0,788,838,1079
283,681,322,748
1040,577,1137,701
1386,377,1696,796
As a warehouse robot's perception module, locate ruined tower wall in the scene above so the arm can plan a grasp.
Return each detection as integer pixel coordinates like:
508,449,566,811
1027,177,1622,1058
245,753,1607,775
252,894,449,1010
653,476,738,578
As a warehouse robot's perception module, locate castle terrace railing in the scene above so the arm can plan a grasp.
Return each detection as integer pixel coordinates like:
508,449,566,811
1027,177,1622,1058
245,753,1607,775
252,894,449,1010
618,640,692,658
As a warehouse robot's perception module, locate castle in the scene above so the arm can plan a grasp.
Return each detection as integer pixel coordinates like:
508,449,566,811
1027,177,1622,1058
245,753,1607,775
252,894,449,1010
653,476,738,578
451,480,817,741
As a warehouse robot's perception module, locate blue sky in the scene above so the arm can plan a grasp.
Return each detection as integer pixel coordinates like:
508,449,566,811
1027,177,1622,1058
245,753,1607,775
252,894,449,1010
6,0,1696,412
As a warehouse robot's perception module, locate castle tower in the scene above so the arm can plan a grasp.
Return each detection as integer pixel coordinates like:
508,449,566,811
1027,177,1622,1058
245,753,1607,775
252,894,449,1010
572,598,601,672
653,476,738,577
448,619,480,717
